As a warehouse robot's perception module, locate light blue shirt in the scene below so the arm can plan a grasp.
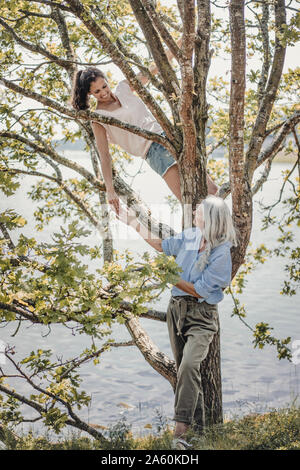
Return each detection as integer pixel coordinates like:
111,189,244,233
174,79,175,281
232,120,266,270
161,227,232,304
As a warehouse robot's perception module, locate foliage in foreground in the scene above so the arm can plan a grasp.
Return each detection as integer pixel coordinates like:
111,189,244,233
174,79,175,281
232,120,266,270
1,406,300,451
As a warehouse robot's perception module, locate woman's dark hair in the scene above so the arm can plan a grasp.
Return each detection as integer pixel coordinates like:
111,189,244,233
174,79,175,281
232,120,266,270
71,67,107,111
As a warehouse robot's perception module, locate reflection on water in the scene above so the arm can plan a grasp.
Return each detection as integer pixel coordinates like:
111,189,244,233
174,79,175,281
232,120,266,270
0,159,299,436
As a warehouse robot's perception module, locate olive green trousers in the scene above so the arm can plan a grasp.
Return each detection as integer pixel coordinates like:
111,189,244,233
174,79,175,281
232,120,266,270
167,295,219,428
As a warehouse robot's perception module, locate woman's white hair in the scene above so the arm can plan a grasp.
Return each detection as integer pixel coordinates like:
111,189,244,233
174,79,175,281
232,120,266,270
197,195,237,271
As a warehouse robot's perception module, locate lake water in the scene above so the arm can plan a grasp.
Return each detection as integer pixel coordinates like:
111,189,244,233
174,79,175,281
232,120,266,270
1,154,299,437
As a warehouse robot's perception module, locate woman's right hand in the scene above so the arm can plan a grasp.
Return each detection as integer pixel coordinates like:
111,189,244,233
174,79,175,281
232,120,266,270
116,204,136,227
107,189,120,214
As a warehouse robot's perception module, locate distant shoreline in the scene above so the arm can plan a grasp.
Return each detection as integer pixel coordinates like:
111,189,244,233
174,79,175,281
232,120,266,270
272,152,298,163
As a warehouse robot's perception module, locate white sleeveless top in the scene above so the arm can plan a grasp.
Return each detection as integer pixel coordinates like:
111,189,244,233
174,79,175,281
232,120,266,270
94,80,162,158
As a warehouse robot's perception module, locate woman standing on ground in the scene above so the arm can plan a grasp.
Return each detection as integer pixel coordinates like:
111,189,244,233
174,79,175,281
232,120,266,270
71,49,218,211
116,195,237,450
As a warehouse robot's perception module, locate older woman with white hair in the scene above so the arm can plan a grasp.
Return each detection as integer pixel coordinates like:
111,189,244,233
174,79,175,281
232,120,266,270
116,195,237,450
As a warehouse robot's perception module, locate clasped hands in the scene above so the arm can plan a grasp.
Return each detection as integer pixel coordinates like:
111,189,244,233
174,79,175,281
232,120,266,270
107,191,137,228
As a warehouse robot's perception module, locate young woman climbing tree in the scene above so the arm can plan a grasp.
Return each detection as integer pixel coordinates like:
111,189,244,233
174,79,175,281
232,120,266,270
71,43,218,212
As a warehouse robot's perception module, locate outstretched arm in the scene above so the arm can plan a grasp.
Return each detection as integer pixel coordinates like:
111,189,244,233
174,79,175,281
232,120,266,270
91,121,120,213
117,205,205,297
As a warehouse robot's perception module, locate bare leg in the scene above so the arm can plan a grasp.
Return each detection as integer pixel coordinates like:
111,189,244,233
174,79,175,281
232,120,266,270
163,164,219,201
163,164,182,201
207,172,218,195
174,421,189,438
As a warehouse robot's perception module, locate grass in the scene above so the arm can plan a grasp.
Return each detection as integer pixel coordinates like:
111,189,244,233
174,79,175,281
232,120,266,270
1,406,300,450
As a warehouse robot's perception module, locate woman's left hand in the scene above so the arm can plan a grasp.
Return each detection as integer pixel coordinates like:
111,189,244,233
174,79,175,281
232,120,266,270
107,189,120,214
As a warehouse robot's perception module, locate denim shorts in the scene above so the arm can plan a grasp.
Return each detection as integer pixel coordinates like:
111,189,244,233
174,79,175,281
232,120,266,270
145,133,177,177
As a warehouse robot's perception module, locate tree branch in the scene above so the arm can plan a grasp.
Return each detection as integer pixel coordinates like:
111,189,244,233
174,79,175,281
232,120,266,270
0,302,40,323
1,167,106,236
256,111,300,166
127,0,181,130
292,126,300,181
27,0,72,12
0,355,107,443
0,77,176,155
91,8,167,95
0,383,46,415
176,0,185,21
51,6,76,81
252,145,284,195
0,293,168,328
229,0,252,277
193,0,212,150
0,223,15,252
256,2,271,104
0,17,75,70
125,313,176,389
113,174,175,239
215,112,300,201
0,223,49,274
18,9,52,19
229,0,247,198
0,130,104,190
158,10,183,33
140,0,182,61
178,0,197,166
0,126,174,239
0,423,20,447
245,0,287,183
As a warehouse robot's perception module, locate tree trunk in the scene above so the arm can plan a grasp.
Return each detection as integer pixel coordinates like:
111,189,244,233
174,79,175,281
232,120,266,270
178,1,222,427
201,318,223,426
